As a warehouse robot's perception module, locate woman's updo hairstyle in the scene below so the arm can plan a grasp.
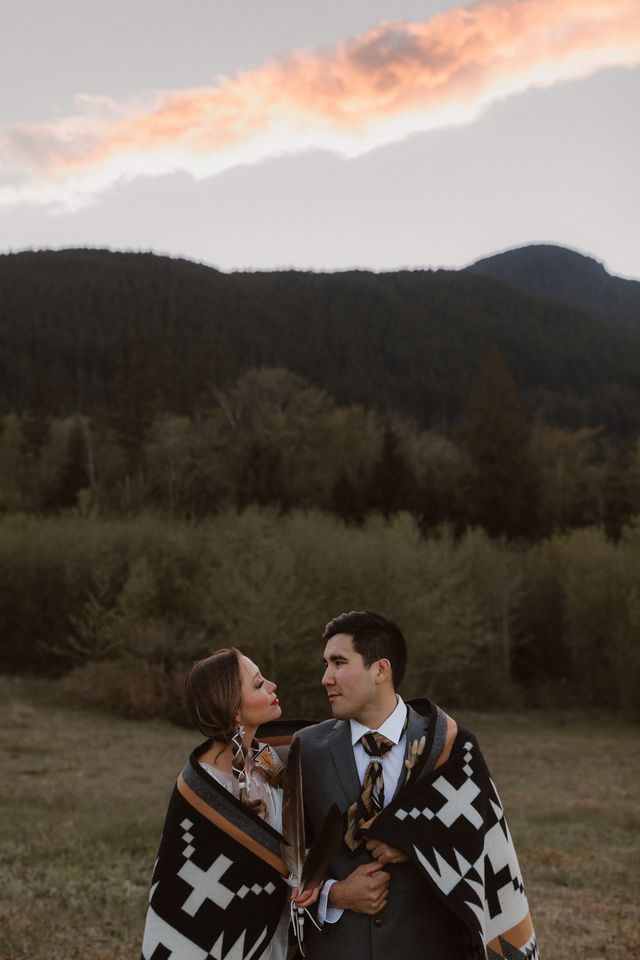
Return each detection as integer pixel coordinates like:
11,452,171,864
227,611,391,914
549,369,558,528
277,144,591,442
185,648,242,743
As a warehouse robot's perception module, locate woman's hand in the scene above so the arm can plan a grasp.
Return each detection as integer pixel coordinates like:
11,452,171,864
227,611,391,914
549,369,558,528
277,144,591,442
291,883,322,909
365,838,409,864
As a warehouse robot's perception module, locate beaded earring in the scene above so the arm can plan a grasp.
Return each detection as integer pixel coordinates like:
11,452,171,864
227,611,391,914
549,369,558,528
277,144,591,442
230,723,248,798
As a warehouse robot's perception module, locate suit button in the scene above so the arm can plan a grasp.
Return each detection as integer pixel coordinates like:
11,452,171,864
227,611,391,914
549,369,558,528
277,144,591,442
373,919,384,927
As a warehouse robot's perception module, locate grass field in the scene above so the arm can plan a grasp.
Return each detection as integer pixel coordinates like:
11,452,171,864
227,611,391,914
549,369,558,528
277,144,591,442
1,676,638,960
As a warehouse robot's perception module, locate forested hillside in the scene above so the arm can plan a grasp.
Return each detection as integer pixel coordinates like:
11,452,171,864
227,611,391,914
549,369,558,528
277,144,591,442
2,248,640,714
3,248,640,433
469,244,640,330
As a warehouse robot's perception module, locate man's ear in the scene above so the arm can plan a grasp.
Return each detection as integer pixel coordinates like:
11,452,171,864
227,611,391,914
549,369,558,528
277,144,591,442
375,658,392,684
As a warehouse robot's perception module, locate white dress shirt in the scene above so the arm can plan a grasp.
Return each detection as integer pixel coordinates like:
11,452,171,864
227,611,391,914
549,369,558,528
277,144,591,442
318,696,408,924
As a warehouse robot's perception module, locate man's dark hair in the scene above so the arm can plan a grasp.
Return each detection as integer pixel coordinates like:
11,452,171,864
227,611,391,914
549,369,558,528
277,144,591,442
323,610,407,688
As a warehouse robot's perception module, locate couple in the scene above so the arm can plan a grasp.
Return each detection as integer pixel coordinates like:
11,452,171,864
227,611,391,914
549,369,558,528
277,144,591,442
142,611,539,960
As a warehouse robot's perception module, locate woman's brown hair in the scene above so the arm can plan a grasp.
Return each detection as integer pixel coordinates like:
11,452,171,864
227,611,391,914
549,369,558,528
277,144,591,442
185,648,242,743
185,647,283,803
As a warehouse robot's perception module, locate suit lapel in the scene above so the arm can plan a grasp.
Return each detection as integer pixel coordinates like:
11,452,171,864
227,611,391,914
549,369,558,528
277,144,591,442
324,706,430,806
391,705,428,801
327,720,361,804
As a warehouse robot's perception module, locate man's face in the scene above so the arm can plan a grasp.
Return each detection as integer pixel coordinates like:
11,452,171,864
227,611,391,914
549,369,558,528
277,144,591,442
322,633,379,722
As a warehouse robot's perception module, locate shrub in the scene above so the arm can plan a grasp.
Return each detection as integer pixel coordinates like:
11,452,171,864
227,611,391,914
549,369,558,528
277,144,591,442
60,658,187,721
2,508,639,717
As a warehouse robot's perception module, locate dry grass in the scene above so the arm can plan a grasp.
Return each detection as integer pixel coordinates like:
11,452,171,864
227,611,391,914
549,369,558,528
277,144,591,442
1,678,638,959
458,709,640,959
0,676,194,960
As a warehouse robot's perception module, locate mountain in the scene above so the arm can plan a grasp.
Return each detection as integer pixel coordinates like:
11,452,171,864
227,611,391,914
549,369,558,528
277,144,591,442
2,248,640,434
468,244,640,329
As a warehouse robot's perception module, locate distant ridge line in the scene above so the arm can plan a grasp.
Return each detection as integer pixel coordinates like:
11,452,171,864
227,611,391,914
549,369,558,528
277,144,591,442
2,245,640,434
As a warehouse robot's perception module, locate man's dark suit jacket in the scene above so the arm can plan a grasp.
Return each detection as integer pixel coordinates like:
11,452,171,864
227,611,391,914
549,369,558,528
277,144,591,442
295,704,464,960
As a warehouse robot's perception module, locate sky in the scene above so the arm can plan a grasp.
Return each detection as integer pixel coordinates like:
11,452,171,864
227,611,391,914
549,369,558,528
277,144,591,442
2,0,639,277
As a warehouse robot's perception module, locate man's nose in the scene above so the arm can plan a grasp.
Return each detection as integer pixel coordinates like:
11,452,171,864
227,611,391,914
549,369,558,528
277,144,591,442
322,668,334,686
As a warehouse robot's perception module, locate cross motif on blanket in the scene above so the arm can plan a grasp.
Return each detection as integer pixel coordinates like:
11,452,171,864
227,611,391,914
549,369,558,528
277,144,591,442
360,721,539,960
432,775,483,828
484,855,519,919
178,854,235,916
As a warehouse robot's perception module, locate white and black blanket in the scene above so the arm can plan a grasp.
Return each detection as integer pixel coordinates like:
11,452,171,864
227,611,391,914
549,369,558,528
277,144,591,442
364,712,539,960
141,744,288,960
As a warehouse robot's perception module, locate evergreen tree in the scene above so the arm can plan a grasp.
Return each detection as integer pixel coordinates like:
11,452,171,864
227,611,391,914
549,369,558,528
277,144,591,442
235,439,291,512
17,410,51,511
602,452,636,542
461,347,539,539
19,409,50,460
109,327,158,476
368,423,417,517
330,466,367,524
46,417,91,511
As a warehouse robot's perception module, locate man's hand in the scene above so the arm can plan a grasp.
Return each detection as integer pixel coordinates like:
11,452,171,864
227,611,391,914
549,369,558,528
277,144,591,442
365,838,409,865
328,862,390,915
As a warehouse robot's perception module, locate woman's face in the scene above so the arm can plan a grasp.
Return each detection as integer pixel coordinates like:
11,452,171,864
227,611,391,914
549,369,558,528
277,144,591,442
236,653,281,730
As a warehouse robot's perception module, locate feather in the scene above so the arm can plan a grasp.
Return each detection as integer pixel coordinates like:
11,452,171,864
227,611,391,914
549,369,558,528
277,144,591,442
281,742,338,956
300,803,342,892
281,737,305,886
404,734,427,785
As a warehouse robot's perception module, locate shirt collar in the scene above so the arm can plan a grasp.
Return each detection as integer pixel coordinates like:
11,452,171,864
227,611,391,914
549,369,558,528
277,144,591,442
350,695,407,746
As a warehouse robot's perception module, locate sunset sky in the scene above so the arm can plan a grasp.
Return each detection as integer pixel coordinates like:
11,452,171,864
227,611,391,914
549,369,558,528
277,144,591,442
2,0,639,276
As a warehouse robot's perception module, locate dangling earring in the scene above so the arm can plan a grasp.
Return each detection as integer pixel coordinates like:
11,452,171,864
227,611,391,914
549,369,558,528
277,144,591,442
231,723,248,798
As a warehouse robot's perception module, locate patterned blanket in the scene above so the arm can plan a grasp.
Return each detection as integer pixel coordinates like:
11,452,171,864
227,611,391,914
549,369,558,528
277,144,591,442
141,743,288,960
364,709,539,960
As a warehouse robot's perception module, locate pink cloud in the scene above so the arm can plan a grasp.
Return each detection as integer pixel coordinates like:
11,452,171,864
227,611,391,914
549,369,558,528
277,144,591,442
2,0,639,207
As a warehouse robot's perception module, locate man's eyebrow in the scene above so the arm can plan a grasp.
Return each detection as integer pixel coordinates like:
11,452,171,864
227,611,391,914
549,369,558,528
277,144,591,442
324,653,348,664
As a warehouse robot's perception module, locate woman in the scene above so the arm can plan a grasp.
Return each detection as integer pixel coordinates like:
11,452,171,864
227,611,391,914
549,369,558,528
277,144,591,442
141,648,317,960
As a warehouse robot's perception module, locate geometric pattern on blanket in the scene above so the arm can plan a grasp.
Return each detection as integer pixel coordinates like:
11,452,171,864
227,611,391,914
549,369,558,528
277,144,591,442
141,749,287,960
366,724,540,960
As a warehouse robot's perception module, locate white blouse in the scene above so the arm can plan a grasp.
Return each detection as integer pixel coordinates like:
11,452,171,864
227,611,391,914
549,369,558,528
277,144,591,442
199,760,283,833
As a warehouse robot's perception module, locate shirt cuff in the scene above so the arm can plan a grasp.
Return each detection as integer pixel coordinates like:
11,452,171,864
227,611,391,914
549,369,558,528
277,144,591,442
318,879,344,924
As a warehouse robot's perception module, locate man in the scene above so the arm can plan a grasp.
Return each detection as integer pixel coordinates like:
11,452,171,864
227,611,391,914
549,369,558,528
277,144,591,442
295,611,538,960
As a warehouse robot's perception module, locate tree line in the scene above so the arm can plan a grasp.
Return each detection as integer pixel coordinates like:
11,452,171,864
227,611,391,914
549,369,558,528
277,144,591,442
2,359,638,541
0,509,638,719
2,248,639,716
